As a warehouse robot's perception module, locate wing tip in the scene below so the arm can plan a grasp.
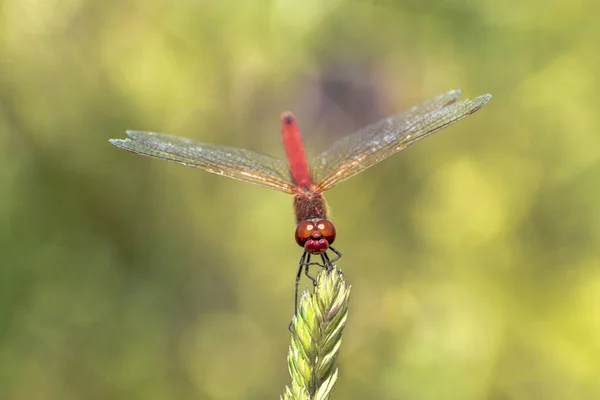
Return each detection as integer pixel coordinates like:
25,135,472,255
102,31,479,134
125,130,146,139
109,132,147,148
474,93,493,106
109,138,127,146
109,138,137,151
466,94,493,115
440,89,463,107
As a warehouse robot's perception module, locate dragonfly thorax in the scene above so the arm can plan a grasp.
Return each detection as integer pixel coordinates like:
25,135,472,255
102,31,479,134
295,219,336,254
293,192,327,222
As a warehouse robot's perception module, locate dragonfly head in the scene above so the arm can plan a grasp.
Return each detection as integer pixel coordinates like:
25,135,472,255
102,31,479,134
295,219,336,254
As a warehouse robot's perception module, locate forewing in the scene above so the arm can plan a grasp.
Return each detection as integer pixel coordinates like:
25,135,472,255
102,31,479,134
311,91,491,192
110,131,296,194
384,89,464,120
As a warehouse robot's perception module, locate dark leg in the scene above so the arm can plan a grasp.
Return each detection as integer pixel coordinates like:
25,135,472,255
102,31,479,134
304,254,315,284
321,253,329,269
289,252,307,332
294,251,307,317
304,254,319,286
290,249,342,332
321,252,334,271
329,246,342,263
304,253,331,285
323,251,343,277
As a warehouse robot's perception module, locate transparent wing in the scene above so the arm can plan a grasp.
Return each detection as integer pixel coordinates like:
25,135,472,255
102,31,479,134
110,131,296,194
311,91,492,192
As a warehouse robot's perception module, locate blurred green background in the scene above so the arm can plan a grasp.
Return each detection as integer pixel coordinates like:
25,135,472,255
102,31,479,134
1,0,599,399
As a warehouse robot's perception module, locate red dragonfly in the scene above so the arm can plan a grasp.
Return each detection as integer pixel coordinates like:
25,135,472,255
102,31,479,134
110,89,491,316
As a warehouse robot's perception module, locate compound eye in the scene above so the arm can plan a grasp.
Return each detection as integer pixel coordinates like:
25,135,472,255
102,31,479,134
316,220,336,245
295,220,315,247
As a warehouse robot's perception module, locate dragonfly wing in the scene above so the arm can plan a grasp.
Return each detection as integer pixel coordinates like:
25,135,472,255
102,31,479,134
311,91,492,192
110,131,296,194
384,89,463,120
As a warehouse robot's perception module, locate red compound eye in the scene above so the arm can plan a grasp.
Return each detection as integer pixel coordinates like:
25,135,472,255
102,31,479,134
295,220,315,247
315,220,336,245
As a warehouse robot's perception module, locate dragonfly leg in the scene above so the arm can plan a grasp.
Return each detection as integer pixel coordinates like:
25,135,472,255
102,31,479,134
322,251,344,278
289,252,308,332
321,252,334,271
294,252,308,316
328,246,342,264
289,251,335,332
304,254,330,286
304,255,318,286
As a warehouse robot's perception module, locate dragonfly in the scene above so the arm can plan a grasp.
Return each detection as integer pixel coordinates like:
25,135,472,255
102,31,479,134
110,89,491,319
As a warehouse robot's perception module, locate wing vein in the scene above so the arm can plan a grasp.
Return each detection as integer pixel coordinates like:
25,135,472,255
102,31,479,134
311,91,492,191
110,131,296,194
